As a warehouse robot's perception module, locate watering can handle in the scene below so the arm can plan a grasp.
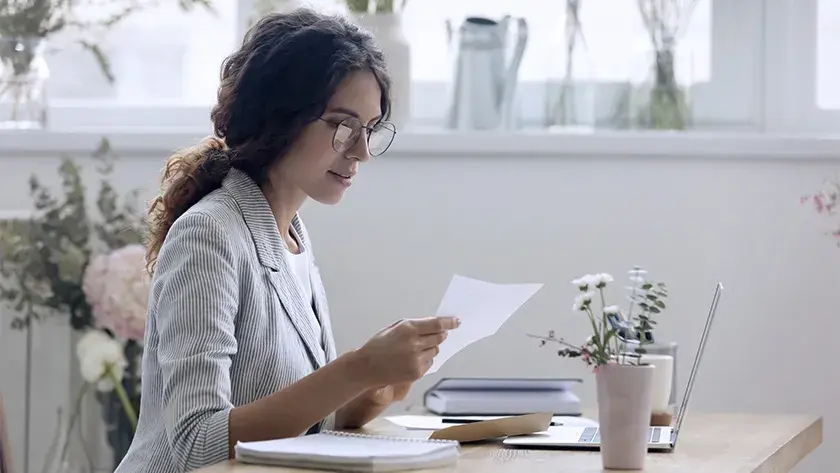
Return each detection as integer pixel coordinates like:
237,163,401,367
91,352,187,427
499,17,528,127
507,17,528,83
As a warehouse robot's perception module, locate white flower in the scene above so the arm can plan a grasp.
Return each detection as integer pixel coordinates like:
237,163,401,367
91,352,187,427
629,276,646,283
76,330,128,392
573,291,595,311
603,305,621,315
571,274,596,290
591,273,614,288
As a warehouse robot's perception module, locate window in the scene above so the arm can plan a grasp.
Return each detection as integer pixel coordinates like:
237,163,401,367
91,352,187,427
403,0,711,84
42,0,772,132
402,0,713,128
50,0,238,105
818,0,840,110
761,0,840,134
45,0,240,129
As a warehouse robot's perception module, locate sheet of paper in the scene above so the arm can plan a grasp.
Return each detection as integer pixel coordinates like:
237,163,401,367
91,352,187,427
427,274,544,374
384,415,599,431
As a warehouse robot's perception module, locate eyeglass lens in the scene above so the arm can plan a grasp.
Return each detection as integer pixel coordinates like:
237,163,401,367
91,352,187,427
333,117,395,156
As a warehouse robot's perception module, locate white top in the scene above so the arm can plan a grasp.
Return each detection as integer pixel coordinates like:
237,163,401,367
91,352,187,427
285,248,313,309
285,228,322,351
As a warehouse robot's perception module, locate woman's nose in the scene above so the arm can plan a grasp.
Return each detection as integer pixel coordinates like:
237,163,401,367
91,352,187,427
346,135,371,162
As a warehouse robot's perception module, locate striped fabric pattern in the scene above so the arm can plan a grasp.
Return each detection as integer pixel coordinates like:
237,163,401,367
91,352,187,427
114,168,338,473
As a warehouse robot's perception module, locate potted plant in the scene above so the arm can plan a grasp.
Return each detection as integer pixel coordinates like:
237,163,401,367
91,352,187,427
0,138,148,470
346,0,411,130
531,267,669,470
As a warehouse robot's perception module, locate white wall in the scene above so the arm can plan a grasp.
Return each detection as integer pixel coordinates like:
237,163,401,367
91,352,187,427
0,131,836,473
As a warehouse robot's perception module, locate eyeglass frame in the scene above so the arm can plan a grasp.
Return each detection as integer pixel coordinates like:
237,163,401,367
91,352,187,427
318,116,396,157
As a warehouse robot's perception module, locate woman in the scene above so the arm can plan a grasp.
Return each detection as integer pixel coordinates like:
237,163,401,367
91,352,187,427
115,8,460,473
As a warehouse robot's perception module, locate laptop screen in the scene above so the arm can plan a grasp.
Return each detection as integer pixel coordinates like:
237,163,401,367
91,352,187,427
672,283,723,444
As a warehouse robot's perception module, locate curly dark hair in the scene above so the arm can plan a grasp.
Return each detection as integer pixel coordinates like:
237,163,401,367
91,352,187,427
145,7,392,274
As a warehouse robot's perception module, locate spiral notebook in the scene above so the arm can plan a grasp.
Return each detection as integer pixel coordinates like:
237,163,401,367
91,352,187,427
234,430,460,472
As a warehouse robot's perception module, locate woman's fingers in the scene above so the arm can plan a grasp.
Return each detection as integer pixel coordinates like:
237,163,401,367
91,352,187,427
416,331,448,350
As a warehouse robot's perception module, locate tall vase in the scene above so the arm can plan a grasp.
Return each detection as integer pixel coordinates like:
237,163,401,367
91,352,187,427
43,408,92,473
627,37,693,130
352,13,411,131
544,0,595,131
596,363,654,470
98,340,142,469
0,37,50,130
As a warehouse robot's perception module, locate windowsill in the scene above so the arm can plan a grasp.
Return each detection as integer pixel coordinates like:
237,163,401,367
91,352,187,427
1,127,840,161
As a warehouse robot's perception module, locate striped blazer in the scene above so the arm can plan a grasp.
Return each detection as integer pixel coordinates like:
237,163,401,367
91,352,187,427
115,169,338,473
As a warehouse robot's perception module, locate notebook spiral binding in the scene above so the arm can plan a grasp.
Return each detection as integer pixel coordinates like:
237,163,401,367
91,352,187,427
321,430,460,446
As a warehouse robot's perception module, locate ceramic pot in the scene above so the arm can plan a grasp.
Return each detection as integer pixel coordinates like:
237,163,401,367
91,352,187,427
596,363,655,470
352,13,411,130
637,353,673,418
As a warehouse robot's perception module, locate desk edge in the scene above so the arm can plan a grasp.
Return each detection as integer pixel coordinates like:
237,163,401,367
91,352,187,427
750,415,823,473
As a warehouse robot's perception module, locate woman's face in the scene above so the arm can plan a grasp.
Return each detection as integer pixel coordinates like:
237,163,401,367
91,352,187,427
273,69,385,205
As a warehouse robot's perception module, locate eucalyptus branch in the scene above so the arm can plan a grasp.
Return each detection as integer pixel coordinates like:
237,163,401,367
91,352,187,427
0,137,145,332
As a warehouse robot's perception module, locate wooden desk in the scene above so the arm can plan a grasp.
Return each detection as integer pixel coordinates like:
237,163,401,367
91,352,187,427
197,412,822,473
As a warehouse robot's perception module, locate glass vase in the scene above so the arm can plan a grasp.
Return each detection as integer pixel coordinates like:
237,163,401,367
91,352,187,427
353,13,411,130
544,2,596,131
43,408,92,473
0,37,49,130
97,340,142,470
625,38,694,130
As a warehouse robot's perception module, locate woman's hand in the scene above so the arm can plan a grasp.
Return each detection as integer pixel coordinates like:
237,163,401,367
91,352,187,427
353,317,460,387
336,381,414,429
365,382,413,406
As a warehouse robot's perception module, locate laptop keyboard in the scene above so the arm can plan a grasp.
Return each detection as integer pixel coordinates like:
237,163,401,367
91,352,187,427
579,426,663,444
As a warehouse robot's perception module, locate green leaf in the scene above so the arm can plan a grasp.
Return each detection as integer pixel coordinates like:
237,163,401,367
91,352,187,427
0,137,145,333
347,0,370,13
641,283,653,290
648,306,661,314
655,300,665,309
78,41,115,84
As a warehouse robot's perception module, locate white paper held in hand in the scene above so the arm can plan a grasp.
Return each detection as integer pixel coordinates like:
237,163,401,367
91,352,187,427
427,274,544,374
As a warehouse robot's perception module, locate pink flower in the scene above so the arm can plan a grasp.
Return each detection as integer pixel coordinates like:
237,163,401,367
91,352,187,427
82,244,150,342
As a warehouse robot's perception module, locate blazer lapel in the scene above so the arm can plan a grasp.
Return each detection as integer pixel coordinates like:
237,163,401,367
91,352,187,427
291,217,338,363
222,169,326,369
309,261,337,362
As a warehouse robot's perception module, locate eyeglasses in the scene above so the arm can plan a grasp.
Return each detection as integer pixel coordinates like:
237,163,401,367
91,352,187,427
319,116,396,157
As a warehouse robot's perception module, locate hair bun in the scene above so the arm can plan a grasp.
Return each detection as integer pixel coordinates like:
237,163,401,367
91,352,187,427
199,135,228,151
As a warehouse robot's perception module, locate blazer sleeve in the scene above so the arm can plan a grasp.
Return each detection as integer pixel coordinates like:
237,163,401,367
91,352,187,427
152,210,239,471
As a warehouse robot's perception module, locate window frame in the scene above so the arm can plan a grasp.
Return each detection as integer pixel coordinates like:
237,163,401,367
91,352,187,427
45,0,770,134
760,0,840,134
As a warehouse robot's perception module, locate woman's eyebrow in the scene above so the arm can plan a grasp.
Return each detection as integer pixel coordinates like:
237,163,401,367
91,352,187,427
325,106,381,124
325,106,359,118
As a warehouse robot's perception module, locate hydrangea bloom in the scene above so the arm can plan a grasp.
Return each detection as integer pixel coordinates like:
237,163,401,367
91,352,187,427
82,244,150,342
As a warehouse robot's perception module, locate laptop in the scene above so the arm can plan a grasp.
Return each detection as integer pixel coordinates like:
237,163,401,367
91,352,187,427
503,282,723,452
